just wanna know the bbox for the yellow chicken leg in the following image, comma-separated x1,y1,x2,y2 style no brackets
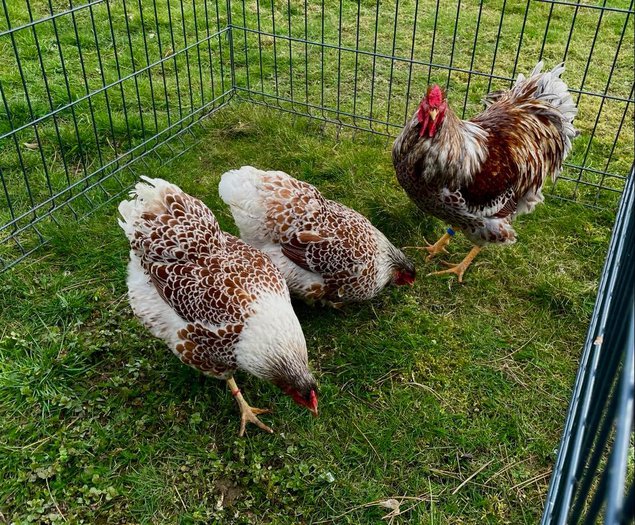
227,377,273,437
404,228,456,261
428,246,482,283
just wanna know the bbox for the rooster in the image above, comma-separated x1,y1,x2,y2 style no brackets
219,167,416,307
392,62,578,282
118,177,318,436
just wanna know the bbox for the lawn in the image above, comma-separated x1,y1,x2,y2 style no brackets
0,105,618,523
0,0,631,523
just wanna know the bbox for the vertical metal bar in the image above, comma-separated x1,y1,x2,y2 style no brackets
89,0,120,164
152,0,173,127
303,0,309,110
105,0,133,149
427,0,440,85
122,0,147,143
445,0,461,91
353,2,362,125
368,0,381,130
320,0,325,118
25,0,74,209
602,86,634,173
462,0,484,118
541,172,634,525
403,0,419,122
255,0,265,97
335,0,343,120
581,463,610,524
595,86,634,204
538,2,555,61
47,0,91,186
270,0,280,100
0,164,16,227
0,78,32,220
241,0,251,93
510,0,531,81
1,0,47,221
568,365,620,522
137,0,160,133
191,0,206,107
572,6,632,200
202,0,217,102
604,305,634,523
166,0,184,121
287,0,294,109
561,3,580,64
67,0,104,168
486,0,507,93
385,0,400,131
216,0,227,94
574,0,607,106
178,0,196,121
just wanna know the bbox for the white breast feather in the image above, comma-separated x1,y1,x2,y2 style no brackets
234,292,308,379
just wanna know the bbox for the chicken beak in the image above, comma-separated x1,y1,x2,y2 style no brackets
429,108,438,121
309,406,319,417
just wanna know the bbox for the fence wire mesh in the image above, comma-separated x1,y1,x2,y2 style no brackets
228,0,634,204
541,168,634,525
1,0,633,271
0,0,233,270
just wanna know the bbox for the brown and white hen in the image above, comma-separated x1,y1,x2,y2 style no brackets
393,62,578,282
118,177,318,436
219,167,415,307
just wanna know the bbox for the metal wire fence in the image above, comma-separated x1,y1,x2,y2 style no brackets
0,0,233,270
0,0,633,271
541,169,634,525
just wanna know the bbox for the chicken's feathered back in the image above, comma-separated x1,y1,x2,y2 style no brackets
220,167,415,305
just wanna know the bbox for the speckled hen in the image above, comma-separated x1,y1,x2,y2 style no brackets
219,167,415,307
392,62,578,282
118,177,318,436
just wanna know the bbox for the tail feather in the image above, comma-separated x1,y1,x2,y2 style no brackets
513,62,578,162
118,176,180,241
218,166,266,211
532,63,577,126
219,166,271,246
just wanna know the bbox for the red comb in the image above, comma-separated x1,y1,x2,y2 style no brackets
427,85,443,106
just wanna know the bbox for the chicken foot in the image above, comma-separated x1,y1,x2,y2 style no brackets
227,377,274,437
427,246,482,283
404,230,454,260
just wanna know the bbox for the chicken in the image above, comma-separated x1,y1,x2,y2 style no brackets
118,177,318,436
392,62,578,282
218,166,416,307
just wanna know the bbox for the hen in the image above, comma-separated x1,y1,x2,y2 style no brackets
118,177,318,436
219,167,415,307
392,62,578,282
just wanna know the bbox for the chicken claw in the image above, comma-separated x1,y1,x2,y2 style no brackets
227,377,274,437
427,246,482,283
404,231,453,261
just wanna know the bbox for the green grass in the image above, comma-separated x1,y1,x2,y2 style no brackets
0,0,629,522
0,0,632,255
0,106,617,523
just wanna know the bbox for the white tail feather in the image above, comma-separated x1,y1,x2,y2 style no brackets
515,62,578,160
219,166,272,246
117,176,180,241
